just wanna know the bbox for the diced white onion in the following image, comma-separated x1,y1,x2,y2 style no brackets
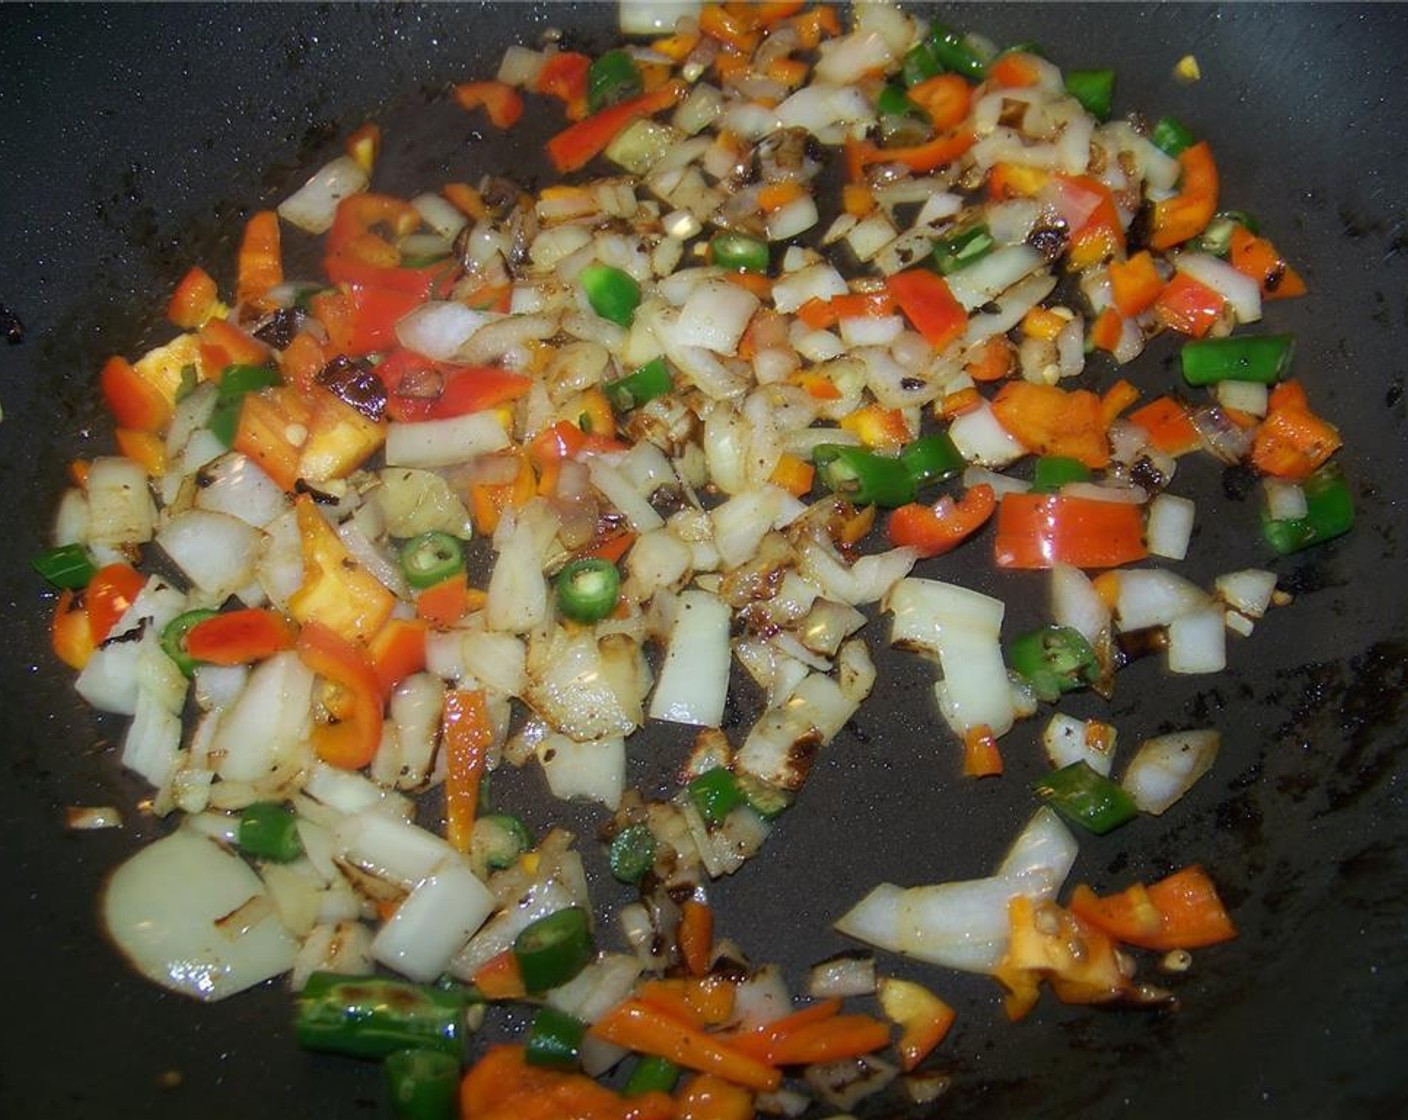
277,155,368,235
1122,729,1220,814
385,412,510,468
1146,492,1196,561
371,860,495,982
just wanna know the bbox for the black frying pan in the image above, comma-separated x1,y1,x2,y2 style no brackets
3,4,1407,1117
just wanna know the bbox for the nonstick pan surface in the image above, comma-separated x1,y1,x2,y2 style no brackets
2,5,1407,1118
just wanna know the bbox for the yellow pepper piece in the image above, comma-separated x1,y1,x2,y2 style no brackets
288,493,395,643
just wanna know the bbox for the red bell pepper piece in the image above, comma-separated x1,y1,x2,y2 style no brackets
1152,271,1225,338
887,484,996,558
367,617,427,697
198,317,271,373
85,563,146,644
847,129,976,177
183,608,295,665
322,255,458,298
375,349,535,422
546,81,687,173
294,621,384,770
453,80,524,128
100,356,172,433
339,283,426,357
167,266,221,329
236,210,283,312
535,50,592,111
326,193,421,268
993,492,1148,570
886,268,968,351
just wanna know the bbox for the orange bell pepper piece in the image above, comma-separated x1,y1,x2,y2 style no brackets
100,356,172,433
907,73,972,131
1152,271,1225,338
1229,224,1307,300
590,1000,781,1092
367,617,427,697
167,265,221,329
1108,250,1165,317
993,492,1148,570
236,210,283,312
294,621,384,770
1249,390,1342,481
453,80,525,128
877,977,957,1071
990,382,1111,468
962,723,1003,778
51,590,96,670
441,688,494,854
86,563,146,644
1150,140,1219,251
887,484,997,558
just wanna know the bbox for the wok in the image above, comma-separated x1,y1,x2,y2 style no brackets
2,4,1406,1117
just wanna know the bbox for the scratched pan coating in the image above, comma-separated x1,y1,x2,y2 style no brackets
1,4,1406,1118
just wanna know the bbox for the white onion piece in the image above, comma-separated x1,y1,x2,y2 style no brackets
1214,377,1269,417
945,245,1044,312
949,401,1029,468
210,652,315,782
277,155,368,235
1146,492,1196,561
588,458,665,532
767,194,821,241
649,589,731,727
389,673,445,790
1263,478,1309,522
485,516,548,634
536,734,626,809
771,263,849,314
53,487,90,547
156,510,262,600
776,83,872,135
1050,563,1111,648
1215,569,1278,619
194,453,289,528
672,280,760,354
808,953,877,999
1113,568,1213,631
304,761,404,817
1042,713,1116,776
963,272,1058,347
1166,605,1227,674
122,677,183,787
334,811,460,891
1122,729,1220,814
619,0,700,34
450,875,580,980
411,192,468,240
395,302,496,360
103,829,297,1001
385,412,510,469
291,920,374,993
710,486,791,570
1175,252,1262,323
86,456,157,548
372,860,495,982
994,807,1079,895
815,29,894,85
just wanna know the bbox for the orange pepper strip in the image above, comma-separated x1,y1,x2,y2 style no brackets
887,484,996,558
1100,378,1140,427
965,336,1016,382
757,180,804,213
461,1045,674,1120
988,51,1043,88
851,129,976,176
767,453,815,498
199,316,271,373
51,590,95,671
1140,865,1238,949
877,977,957,1072
442,687,494,854
907,73,972,130
416,569,470,628
367,617,427,697
990,382,1111,468
993,493,1148,570
678,899,714,978
183,608,294,665
1152,271,1225,338
757,1013,891,1066
1067,881,1164,943
1249,392,1342,481
454,80,525,129
294,621,384,770
1087,306,1124,354
1229,224,1307,300
962,723,1003,778
167,265,221,329
723,998,842,1061
546,82,687,174
590,999,782,1092
1108,250,1165,317
100,355,172,433
236,210,282,312
472,949,527,1001
676,1073,754,1120
1128,395,1201,456
86,563,146,644
1150,141,1219,250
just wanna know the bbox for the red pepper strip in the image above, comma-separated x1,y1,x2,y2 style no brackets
795,289,896,331
442,687,493,854
339,283,426,358
375,350,535,422
416,570,470,629
849,129,976,176
453,80,524,128
546,81,688,174
183,608,294,665
86,563,146,644
725,998,841,1061
236,210,283,312
367,617,427,697
294,621,384,770
763,1014,891,1066
326,193,421,268
993,492,1147,570
886,268,967,350
323,254,458,298
907,73,972,131
990,382,1112,468
51,590,95,670
535,50,592,112
100,356,172,433
199,317,271,373
1152,271,1225,338
887,484,996,558
167,265,220,328
590,999,782,1092
1150,140,1219,251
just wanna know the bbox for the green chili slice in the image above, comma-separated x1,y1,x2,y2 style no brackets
525,1006,588,1070
812,444,916,508
473,812,534,871
579,264,641,327
736,773,792,821
32,542,96,590
931,224,995,276
901,42,943,87
238,801,304,862
587,49,642,113
208,363,281,447
555,557,621,623
384,1048,460,1120
1009,625,1100,703
1064,68,1115,121
603,357,673,412
924,23,989,81
608,823,657,884
1033,761,1138,835
710,231,770,274
160,608,219,677
688,768,744,827
1261,462,1353,555
1151,115,1195,157
624,1055,680,1097
1031,455,1092,492
899,432,966,491
1181,334,1295,386
513,906,594,993
400,531,466,590
1194,210,1258,257
296,973,466,1059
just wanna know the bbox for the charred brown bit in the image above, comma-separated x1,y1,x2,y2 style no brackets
316,355,387,421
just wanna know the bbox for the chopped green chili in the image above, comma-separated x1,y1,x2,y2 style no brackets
901,42,943,87
812,444,915,508
587,49,642,113
238,801,304,862
555,557,621,623
474,812,534,871
525,1006,588,1070
1151,115,1195,157
1064,68,1115,121
295,973,466,1059
160,608,219,677
384,1048,460,1120
579,264,641,327
624,1055,680,1097
399,531,466,590
931,224,995,276
604,357,673,411
608,823,657,884
1180,334,1295,386
1194,210,1258,257
513,906,594,993
1031,455,1092,492
1033,761,1139,835
32,542,97,590
710,231,770,273
688,768,744,827
924,23,989,81
1261,462,1353,554
898,431,966,489
737,773,792,821
208,363,281,446
1009,625,1100,703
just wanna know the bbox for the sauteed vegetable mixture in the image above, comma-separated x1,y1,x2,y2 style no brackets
36,2,1348,1115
